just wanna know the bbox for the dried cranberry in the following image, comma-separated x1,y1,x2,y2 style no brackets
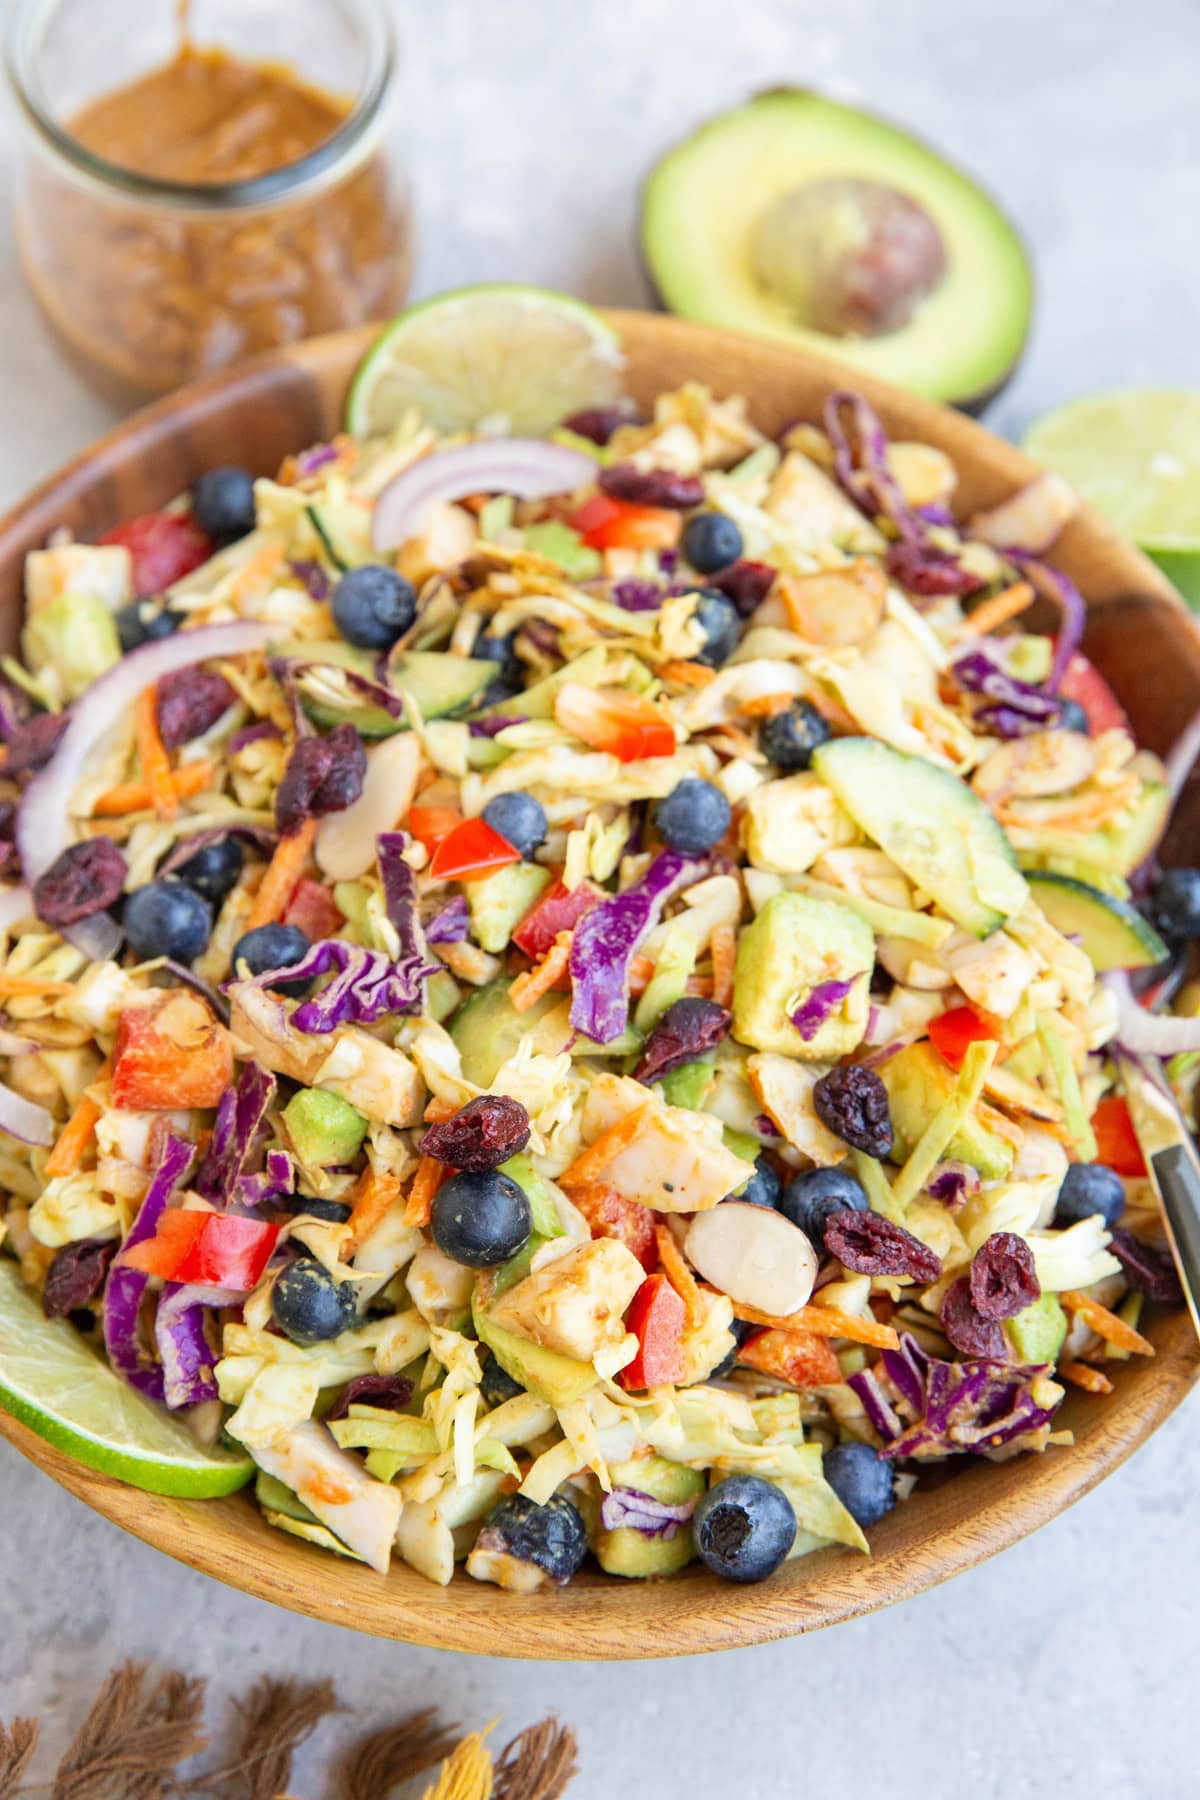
276,724,365,837
33,837,127,928
969,1231,1041,1320
813,1064,894,1159
634,996,731,1085
420,1095,532,1171
156,668,237,749
940,1275,1008,1359
885,539,981,598
4,711,69,776
562,405,638,446
1109,1228,1184,1305
42,1238,116,1320
325,1372,414,1421
824,1209,942,1282
711,560,777,618
598,465,705,510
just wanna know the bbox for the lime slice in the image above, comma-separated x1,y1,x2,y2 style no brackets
1024,390,1200,605
0,1261,251,1498
347,283,627,438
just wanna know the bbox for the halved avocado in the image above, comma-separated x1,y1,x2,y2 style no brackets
1025,872,1167,971
640,90,1033,411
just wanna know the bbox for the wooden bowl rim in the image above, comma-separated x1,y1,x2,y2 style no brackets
0,310,1196,1660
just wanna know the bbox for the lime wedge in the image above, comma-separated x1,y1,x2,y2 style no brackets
0,1261,251,1497
1024,390,1200,605
347,283,627,438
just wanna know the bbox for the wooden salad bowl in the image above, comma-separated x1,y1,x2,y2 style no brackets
0,312,1197,1659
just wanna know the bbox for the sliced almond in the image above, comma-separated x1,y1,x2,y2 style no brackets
778,562,887,647
315,732,423,880
685,1203,818,1318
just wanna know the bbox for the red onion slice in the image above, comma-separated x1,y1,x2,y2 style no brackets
1105,968,1200,1055
0,1080,55,1146
371,440,597,551
0,886,33,936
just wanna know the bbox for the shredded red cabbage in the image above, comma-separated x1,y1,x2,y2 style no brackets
295,442,340,477
154,1282,234,1409
377,832,428,966
244,937,437,1035
228,719,284,756
568,850,706,1043
847,1367,903,1441
193,1061,276,1207
158,824,277,882
424,895,471,943
925,1161,980,1207
824,390,923,541
791,977,858,1041
611,579,664,613
162,959,231,1025
239,1148,296,1209
952,648,1066,738
867,1334,1062,1461
289,559,332,601
468,714,527,738
104,1134,194,1401
1007,555,1087,695
599,1486,698,1540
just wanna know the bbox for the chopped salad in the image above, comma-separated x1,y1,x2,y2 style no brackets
0,363,1190,1592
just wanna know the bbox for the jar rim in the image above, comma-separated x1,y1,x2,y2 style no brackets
5,0,396,212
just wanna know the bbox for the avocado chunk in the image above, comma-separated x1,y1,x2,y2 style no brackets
499,1155,565,1241
1025,873,1167,972
1005,1293,1069,1364
813,737,1028,938
283,1088,368,1166
467,862,552,954
470,1292,597,1408
596,1455,706,1578
733,889,874,1059
661,1055,716,1111
879,1042,1013,1181
640,90,1032,410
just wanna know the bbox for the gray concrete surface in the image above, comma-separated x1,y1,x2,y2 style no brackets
0,1,1196,1792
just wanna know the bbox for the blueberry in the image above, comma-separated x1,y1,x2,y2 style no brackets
173,836,244,905
480,1351,525,1410
691,589,741,667
115,598,181,655
271,1256,359,1344
1054,1161,1125,1229
759,699,833,772
692,1474,796,1583
230,923,311,996
476,1492,589,1584
1058,698,1089,734
654,777,731,854
779,1166,869,1252
482,790,547,859
683,512,744,575
822,1442,896,1528
192,466,257,542
331,565,418,651
1150,868,1200,944
281,1195,353,1224
430,1169,532,1268
122,880,212,963
726,1154,780,1209
473,630,524,698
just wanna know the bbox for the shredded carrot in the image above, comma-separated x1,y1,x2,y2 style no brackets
976,1101,1026,1148
43,1083,104,1178
654,1223,705,1331
347,1165,404,1250
403,1154,444,1228
1059,1360,1114,1395
738,691,796,719
560,1106,651,1192
997,775,1141,833
509,931,573,1013
227,539,287,606
0,975,73,997
709,925,736,1008
422,1094,458,1124
93,759,215,817
134,688,177,822
683,974,714,998
628,954,656,995
244,818,316,932
658,660,716,689
732,1298,900,1350
1060,1290,1155,1356
951,580,1036,641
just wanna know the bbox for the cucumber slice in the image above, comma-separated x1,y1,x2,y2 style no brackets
1025,872,1167,971
307,500,373,571
448,979,565,1087
299,649,495,738
812,737,1027,937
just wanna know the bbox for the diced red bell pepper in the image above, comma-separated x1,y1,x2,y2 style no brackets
100,512,214,595
1057,653,1131,737
408,805,464,855
122,1209,279,1289
1090,1093,1147,1177
737,1326,842,1388
618,1272,686,1390
512,878,602,960
429,817,521,883
570,493,682,552
554,682,676,763
111,996,233,1111
573,1185,658,1272
282,877,343,942
927,1005,1001,1071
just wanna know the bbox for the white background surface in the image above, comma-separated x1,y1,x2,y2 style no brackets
0,1,1197,1793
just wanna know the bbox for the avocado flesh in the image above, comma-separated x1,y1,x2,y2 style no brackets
1005,1293,1068,1364
879,1042,1013,1181
641,90,1032,409
596,1455,705,1578
470,1293,597,1408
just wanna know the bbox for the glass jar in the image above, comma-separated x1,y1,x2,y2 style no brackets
6,0,412,406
